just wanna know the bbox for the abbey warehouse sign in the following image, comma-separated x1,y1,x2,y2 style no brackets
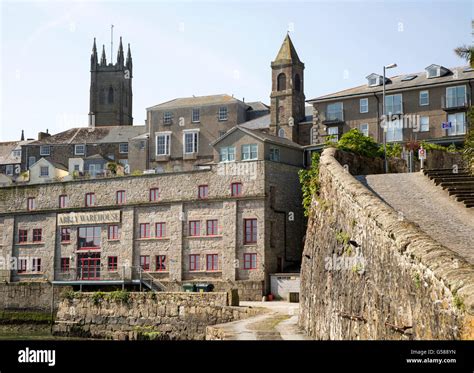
58,210,121,226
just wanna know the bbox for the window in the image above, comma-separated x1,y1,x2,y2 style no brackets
28,156,36,168
385,94,403,114
420,116,429,132
326,102,343,121
218,107,228,121
163,112,172,125
18,229,28,243
12,149,21,158
39,145,50,156
277,73,286,91
244,253,257,270
5,165,13,176
85,193,95,207
189,221,200,236
269,148,280,162
32,258,41,272
327,127,339,142
206,254,218,271
310,127,318,145
446,86,467,108
108,225,119,240
278,128,286,138
426,66,439,78
61,258,70,272
59,195,68,208
32,229,42,243
219,147,235,162
189,254,200,271
206,220,218,236
149,188,160,202
360,123,369,137
18,259,27,273
184,131,199,154
108,87,114,104
139,223,151,238
447,112,466,136
116,190,126,205
294,74,301,91
231,182,242,197
60,227,71,242
419,91,429,106
156,255,166,271
359,98,369,113
244,219,257,244
40,166,49,177
140,255,150,271
242,144,258,160
27,197,35,211
156,134,170,156
108,256,118,271
74,144,85,155
386,119,403,142
78,226,101,249
155,222,166,238
119,143,129,154
192,108,200,123
198,185,208,199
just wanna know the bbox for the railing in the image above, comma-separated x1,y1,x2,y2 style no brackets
323,109,344,123
441,94,470,110
134,266,167,292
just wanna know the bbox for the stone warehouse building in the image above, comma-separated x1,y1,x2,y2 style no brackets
0,129,304,300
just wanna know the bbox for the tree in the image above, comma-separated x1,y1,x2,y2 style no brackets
454,45,474,67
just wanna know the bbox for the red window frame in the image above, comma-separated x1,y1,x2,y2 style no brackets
85,193,95,207
244,218,257,244
140,255,150,271
116,190,126,205
60,257,70,272
18,259,27,273
60,227,71,243
206,254,218,271
231,182,242,197
198,185,208,199
108,256,118,271
189,254,200,271
32,228,42,243
27,197,35,211
149,188,159,202
32,258,41,272
206,219,218,236
59,195,68,208
18,229,28,243
108,225,119,240
189,221,200,236
243,253,257,270
156,255,166,271
155,222,166,238
77,226,101,250
139,223,150,238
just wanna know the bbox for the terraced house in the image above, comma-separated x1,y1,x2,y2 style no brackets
307,64,473,148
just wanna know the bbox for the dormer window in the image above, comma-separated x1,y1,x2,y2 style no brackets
366,73,383,87
425,64,450,79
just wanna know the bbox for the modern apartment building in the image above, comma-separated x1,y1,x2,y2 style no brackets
307,65,473,148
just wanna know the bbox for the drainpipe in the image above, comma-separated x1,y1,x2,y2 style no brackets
374,92,380,144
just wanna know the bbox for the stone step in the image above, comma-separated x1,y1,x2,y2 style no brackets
456,196,474,202
434,177,474,185
440,181,474,189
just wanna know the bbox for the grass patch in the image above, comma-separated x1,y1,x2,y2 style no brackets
0,311,51,324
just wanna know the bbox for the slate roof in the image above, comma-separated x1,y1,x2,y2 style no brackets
273,34,302,65
147,94,249,110
308,66,474,102
26,126,146,145
240,106,313,130
0,140,34,165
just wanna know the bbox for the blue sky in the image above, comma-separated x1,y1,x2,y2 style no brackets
0,0,472,141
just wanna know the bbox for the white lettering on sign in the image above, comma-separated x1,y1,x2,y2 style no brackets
58,210,121,226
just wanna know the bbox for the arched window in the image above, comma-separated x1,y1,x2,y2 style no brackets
294,74,301,92
108,87,114,104
99,89,105,105
278,128,286,138
277,73,286,91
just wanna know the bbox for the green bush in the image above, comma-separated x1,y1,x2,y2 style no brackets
299,153,320,217
106,290,130,303
464,107,474,174
336,129,380,158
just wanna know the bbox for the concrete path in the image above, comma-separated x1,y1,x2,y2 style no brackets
209,301,310,340
357,172,474,264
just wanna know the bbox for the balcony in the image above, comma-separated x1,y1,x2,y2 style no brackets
322,109,344,124
442,94,470,111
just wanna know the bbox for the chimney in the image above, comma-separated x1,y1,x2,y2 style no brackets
38,131,51,141
20,130,25,141
89,112,96,128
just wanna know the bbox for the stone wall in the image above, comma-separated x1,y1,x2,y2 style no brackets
299,147,474,340
53,292,263,340
0,282,71,311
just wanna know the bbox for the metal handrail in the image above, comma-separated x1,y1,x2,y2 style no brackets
132,265,167,292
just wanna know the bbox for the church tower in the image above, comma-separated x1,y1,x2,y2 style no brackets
270,34,305,142
89,37,133,126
